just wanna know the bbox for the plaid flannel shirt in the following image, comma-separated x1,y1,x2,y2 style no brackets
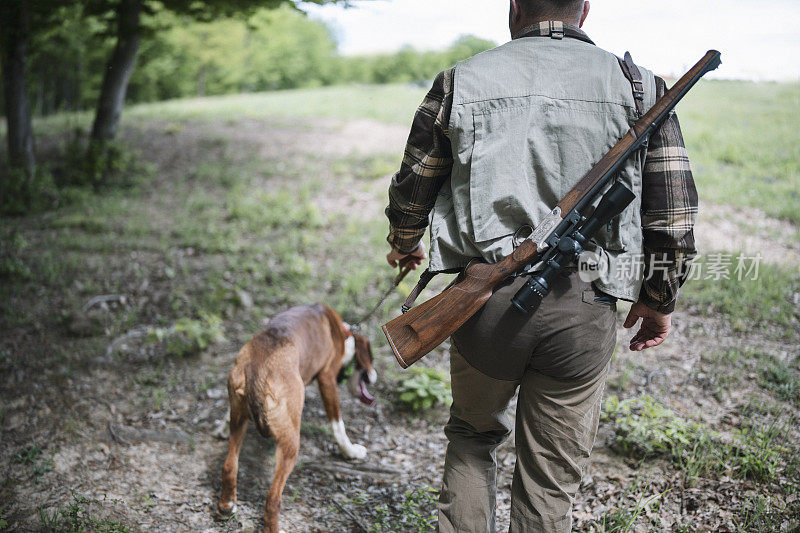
386,48,698,314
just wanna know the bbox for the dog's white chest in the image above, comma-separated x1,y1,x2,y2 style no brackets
343,336,355,365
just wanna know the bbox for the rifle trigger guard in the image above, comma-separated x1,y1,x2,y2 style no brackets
512,225,534,249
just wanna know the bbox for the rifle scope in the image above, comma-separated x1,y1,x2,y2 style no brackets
511,181,636,313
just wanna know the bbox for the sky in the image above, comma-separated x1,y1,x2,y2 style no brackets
303,0,800,81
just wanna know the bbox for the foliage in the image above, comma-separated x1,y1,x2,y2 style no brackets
14,445,42,466
6,6,495,119
25,4,111,115
602,395,703,461
0,229,32,280
595,491,666,533
397,367,452,412
0,508,7,529
346,486,438,533
762,361,800,406
57,138,146,189
0,166,59,216
603,395,796,485
146,312,225,357
39,493,130,533
727,420,789,483
398,487,439,532
14,444,53,484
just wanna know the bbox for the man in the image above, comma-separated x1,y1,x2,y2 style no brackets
385,0,698,531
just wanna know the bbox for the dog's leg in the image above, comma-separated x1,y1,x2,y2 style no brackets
318,374,367,460
218,387,249,517
262,379,303,533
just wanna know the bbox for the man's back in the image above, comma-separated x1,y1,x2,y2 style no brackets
433,26,656,303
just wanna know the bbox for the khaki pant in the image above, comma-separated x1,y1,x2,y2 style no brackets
438,276,615,533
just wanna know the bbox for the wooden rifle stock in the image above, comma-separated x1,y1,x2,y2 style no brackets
383,50,721,369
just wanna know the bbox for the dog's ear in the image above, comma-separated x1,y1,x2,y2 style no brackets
354,335,373,371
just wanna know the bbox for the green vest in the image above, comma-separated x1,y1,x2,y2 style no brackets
428,34,657,301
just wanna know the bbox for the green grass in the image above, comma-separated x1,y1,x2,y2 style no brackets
681,252,800,333
602,394,797,485
27,83,427,138
677,80,800,223
24,78,800,225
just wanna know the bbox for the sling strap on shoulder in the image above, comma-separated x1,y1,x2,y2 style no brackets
514,21,596,45
617,51,645,116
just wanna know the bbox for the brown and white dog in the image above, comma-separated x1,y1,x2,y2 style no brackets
216,303,377,532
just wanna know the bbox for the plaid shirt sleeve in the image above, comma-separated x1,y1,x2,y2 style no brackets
385,68,455,254
638,76,699,313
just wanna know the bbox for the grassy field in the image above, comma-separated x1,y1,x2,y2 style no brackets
1,80,799,531
23,77,800,226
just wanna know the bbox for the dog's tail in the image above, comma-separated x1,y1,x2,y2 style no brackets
245,359,271,439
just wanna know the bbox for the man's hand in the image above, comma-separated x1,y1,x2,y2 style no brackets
387,242,426,270
623,302,672,352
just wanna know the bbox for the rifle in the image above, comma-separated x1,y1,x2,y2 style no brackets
382,50,721,369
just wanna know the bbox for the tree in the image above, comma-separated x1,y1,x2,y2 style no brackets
86,0,344,176
89,0,144,143
0,0,36,187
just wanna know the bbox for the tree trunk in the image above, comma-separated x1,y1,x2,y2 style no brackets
89,0,143,143
0,0,36,183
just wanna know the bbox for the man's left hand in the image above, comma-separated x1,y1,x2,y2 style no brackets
623,301,671,351
387,243,426,270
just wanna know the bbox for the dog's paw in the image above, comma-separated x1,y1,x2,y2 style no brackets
216,501,237,518
342,443,367,460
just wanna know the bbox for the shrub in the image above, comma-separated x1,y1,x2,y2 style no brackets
397,367,452,412
602,395,703,461
146,312,225,357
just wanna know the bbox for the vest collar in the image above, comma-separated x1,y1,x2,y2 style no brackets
512,20,594,45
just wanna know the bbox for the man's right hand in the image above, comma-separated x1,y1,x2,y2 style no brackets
386,242,426,270
623,301,672,351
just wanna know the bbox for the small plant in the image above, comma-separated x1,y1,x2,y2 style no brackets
727,420,788,483
397,367,452,412
0,230,31,280
602,395,704,461
39,493,130,532
0,508,8,529
762,363,800,405
15,444,42,465
59,138,144,190
367,504,391,533
399,486,438,532
596,491,666,533
732,494,770,531
0,167,58,216
146,312,225,357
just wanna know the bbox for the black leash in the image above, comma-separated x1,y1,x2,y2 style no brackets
350,257,415,333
